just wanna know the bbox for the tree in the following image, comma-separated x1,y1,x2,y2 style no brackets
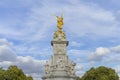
80,66,119,80
0,65,33,80
27,76,33,80
0,67,5,80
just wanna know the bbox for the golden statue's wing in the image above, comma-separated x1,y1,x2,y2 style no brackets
55,15,58,20
61,13,64,19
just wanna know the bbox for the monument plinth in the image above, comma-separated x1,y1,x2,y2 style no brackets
42,15,78,80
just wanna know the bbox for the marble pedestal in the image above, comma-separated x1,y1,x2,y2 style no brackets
42,30,78,80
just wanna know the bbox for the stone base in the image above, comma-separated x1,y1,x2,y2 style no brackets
42,75,78,80
42,69,79,80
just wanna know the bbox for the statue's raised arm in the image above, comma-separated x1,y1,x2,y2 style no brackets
55,14,64,30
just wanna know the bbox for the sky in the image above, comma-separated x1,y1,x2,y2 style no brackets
0,0,120,80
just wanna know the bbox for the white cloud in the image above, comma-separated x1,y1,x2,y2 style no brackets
0,38,46,79
75,64,85,77
0,38,16,61
0,0,119,42
0,61,13,68
114,65,120,78
88,45,120,61
94,47,110,56
0,38,13,46
88,47,110,61
67,49,90,64
86,45,120,79
16,56,46,74
0,55,46,80
110,45,120,53
68,49,88,59
29,73,43,80
104,54,120,63
0,53,46,80
70,41,84,47
0,45,16,61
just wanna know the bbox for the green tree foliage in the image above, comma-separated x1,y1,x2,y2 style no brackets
0,67,5,80
80,66,119,80
27,76,33,80
0,65,33,80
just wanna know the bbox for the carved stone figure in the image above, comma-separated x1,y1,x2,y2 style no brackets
45,61,50,74
57,57,65,68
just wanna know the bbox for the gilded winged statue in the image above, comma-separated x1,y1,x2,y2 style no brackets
56,14,64,30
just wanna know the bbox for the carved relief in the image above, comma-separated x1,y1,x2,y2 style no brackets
45,61,50,74
57,57,65,69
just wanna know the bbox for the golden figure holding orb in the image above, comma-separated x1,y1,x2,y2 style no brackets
54,14,66,40
55,14,64,30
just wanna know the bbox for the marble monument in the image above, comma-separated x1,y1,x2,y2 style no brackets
42,15,78,80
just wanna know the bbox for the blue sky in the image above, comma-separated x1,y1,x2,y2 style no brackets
0,0,120,80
